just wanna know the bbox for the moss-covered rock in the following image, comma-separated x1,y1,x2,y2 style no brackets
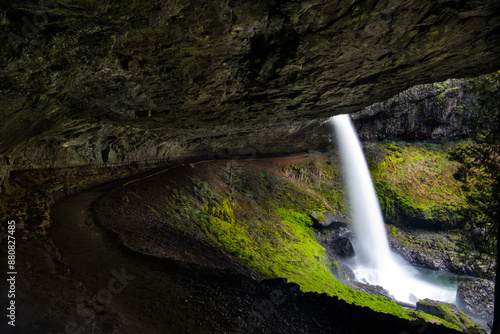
309,211,347,229
352,79,480,141
416,299,485,333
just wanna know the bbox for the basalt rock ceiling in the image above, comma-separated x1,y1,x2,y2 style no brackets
1,0,500,184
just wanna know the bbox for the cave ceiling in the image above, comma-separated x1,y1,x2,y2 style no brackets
1,0,500,171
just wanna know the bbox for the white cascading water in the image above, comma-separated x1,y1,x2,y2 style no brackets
331,114,457,305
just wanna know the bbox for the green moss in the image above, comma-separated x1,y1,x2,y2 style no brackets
311,212,327,222
417,300,480,332
391,225,399,238
370,142,466,225
151,162,460,330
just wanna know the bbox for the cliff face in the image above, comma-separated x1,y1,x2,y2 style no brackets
352,79,479,141
1,0,500,186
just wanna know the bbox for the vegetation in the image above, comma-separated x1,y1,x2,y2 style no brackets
391,225,401,239
448,71,500,333
449,71,500,267
139,157,461,329
370,142,466,226
281,157,347,214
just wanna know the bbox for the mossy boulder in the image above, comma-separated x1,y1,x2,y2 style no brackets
416,299,485,333
310,211,347,229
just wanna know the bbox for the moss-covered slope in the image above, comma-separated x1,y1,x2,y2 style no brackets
94,153,466,331
369,142,466,228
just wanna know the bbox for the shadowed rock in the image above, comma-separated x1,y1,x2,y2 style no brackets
457,278,494,321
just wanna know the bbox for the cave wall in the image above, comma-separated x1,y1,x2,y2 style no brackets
1,0,500,190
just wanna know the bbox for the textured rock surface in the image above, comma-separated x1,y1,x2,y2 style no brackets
352,79,480,141
314,226,355,260
416,299,483,333
1,0,500,185
390,239,480,275
457,278,495,321
310,211,347,229
349,281,395,300
387,228,491,277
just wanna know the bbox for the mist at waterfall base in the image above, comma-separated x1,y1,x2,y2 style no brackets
331,114,459,305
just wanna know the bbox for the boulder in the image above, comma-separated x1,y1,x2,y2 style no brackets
456,279,494,321
349,281,394,301
310,212,347,230
330,261,356,283
416,299,484,333
330,230,355,259
315,226,355,260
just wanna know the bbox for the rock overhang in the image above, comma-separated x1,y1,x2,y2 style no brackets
1,0,500,173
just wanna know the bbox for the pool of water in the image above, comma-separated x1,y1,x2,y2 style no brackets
348,252,469,305
404,265,467,304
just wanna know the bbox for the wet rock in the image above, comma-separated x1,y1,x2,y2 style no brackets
456,279,494,321
315,227,354,259
416,299,483,333
390,240,446,270
310,212,352,260
389,236,482,277
330,231,355,259
331,261,356,283
349,281,394,301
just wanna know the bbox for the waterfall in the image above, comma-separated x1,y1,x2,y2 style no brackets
331,114,457,305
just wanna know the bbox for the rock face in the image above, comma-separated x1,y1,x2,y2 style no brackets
352,79,480,141
457,279,495,321
388,230,489,277
311,217,357,284
1,0,500,186
349,281,395,300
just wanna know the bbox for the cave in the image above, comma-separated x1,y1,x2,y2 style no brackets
1,1,500,333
